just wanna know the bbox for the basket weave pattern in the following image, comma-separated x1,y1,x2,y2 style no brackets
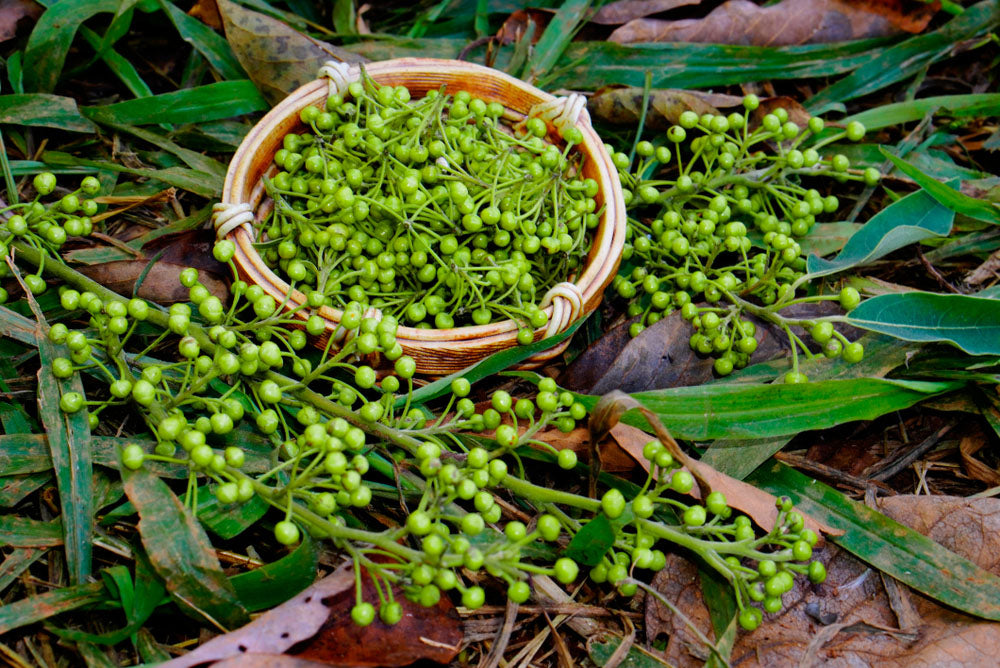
220,58,626,375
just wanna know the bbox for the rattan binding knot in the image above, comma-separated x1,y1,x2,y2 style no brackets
528,93,590,132
538,281,584,339
212,202,254,240
317,60,356,97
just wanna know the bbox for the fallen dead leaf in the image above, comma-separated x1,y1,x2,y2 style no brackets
160,559,462,667
77,230,229,304
216,0,365,105
494,8,552,45
609,421,840,537
591,0,704,25
960,435,1000,485
0,0,41,43
188,0,222,31
589,86,811,131
607,0,934,46
646,495,1000,667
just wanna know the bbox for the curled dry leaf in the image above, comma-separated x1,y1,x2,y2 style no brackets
610,421,839,537
188,0,223,31
160,560,463,668
647,495,1000,667
608,0,932,46
216,0,365,105
960,435,1000,485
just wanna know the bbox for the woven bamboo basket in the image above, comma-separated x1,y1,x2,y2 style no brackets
218,58,626,375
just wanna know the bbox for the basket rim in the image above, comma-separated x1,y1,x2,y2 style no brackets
222,57,626,345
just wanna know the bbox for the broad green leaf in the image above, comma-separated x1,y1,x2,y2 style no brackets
122,467,250,630
806,1,1000,113
196,485,269,539
230,533,318,611
37,333,94,585
701,335,922,479
22,0,120,92
577,378,959,441
0,94,96,132
847,292,1000,355
564,513,615,567
77,25,152,99
842,93,1000,131
806,187,954,278
525,0,592,84
796,221,862,258
881,149,1000,225
0,433,51,474
0,582,106,635
399,318,585,409
748,460,1000,621
160,0,247,80
82,81,268,126
0,515,63,547
0,304,38,346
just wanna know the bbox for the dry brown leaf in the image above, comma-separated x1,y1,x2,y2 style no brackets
161,559,462,667
591,0,704,25
495,8,552,45
646,495,1000,667
0,0,41,43
609,422,840,537
188,0,222,31
77,230,228,304
589,86,812,131
608,0,917,46
216,0,365,105
960,435,1000,485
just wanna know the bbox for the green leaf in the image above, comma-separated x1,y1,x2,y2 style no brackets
881,149,1000,225
42,151,221,198
577,378,959,441
524,0,592,84
847,292,1000,355
0,515,63,547
0,473,52,507
37,333,94,585
400,318,586,409
0,94,97,132
806,187,954,278
0,547,50,593
160,0,247,81
230,533,318,612
0,582,106,636
82,81,268,126
103,123,227,178
588,633,671,667
806,1,1000,114
22,0,120,92
545,37,893,91
564,514,615,567
196,485,269,539
78,25,152,99
796,221,862,258
747,460,1000,621
842,93,1000,132
122,467,250,630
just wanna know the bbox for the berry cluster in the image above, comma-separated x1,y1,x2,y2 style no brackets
609,98,874,380
259,70,599,339
0,174,101,300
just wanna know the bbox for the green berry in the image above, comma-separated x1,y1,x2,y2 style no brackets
601,488,626,519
